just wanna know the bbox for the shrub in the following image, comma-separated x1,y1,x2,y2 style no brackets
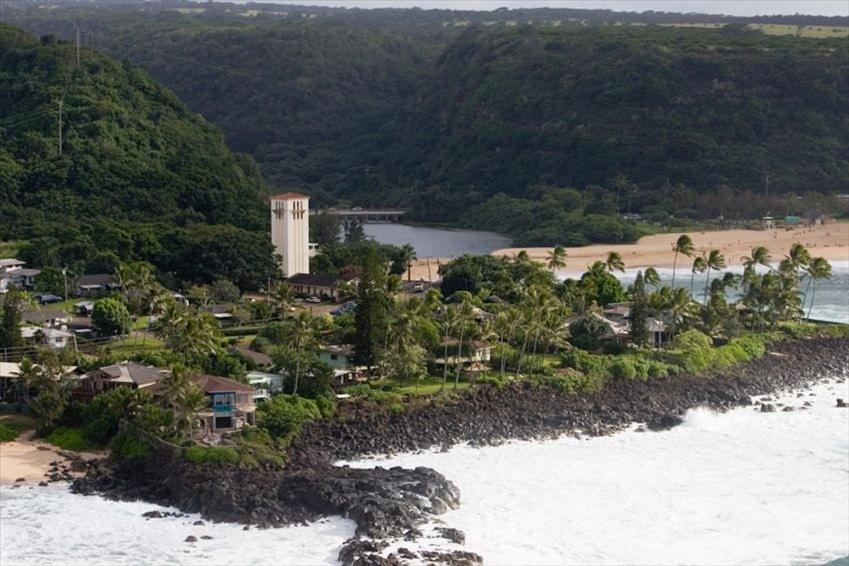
186,445,240,466
228,426,285,467
561,349,609,376
0,422,28,442
44,426,91,451
609,358,638,380
475,375,506,389
256,395,321,441
314,394,336,418
92,298,131,336
111,432,153,459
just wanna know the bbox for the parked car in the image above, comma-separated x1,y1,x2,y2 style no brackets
305,296,321,303
35,294,63,305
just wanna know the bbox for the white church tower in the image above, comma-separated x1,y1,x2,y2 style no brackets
270,192,311,277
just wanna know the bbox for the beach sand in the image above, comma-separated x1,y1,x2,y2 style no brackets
0,433,102,485
408,223,849,280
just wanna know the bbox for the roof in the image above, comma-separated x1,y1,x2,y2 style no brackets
15,268,41,277
75,273,115,287
202,303,234,315
270,192,310,201
0,259,25,268
232,346,273,368
22,310,70,324
94,362,168,386
287,273,338,288
322,344,354,357
439,338,490,349
191,374,255,393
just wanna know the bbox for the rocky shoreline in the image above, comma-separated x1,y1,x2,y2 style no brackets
73,336,848,564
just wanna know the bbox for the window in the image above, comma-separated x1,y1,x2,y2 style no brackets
214,416,233,429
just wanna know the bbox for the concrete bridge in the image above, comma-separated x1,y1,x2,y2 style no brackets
312,207,407,223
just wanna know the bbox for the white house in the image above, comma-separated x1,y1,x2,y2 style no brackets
0,259,40,293
21,326,74,350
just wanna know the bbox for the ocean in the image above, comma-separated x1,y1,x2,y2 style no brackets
2,378,847,565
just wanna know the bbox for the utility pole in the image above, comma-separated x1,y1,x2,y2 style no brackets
58,98,63,155
74,23,81,68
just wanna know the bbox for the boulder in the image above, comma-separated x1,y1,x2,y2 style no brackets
142,511,163,519
184,536,197,543
760,403,776,413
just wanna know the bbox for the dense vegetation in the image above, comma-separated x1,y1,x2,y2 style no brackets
7,5,848,234
0,25,276,289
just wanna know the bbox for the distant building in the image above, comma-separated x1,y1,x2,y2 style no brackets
188,374,257,432
76,361,169,401
0,259,40,293
270,192,317,278
288,273,342,300
319,344,366,383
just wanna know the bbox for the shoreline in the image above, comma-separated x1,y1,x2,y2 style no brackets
71,336,849,564
0,433,103,486
407,223,849,281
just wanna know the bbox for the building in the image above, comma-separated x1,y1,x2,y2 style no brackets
288,273,342,300
0,259,40,293
74,274,116,297
188,374,256,432
319,344,367,383
270,192,317,278
76,362,169,400
433,339,493,375
247,371,285,401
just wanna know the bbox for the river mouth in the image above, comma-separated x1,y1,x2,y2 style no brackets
362,223,511,258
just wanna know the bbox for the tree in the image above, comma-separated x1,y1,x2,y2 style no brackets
670,235,694,288
547,245,567,271
703,249,726,297
393,243,417,281
92,298,131,336
175,383,207,440
353,245,389,374
34,267,67,297
286,311,319,395
210,278,241,303
311,211,342,247
581,261,626,307
453,300,476,388
644,267,661,290
605,251,625,273
273,282,295,320
344,218,366,245
629,271,649,347
690,256,707,294
153,306,220,367
804,257,831,319
21,350,73,431
0,289,27,350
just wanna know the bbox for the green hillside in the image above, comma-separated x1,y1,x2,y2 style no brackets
396,25,849,205
0,25,276,289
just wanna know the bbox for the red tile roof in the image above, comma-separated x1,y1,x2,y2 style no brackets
270,192,310,201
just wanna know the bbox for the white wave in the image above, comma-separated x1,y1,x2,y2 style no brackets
344,379,849,565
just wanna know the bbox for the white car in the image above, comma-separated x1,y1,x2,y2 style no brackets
305,296,321,303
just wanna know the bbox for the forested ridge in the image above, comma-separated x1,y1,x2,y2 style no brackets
0,25,278,290
4,2,849,248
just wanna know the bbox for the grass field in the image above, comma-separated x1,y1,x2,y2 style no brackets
748,23,849,37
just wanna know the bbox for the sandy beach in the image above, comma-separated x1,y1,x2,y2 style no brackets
408,223,849,280
0,433,102,485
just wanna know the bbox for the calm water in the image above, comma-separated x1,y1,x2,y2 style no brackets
363,224,511,258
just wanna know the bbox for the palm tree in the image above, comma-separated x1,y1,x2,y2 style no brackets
288,311,317,395
385,311,419,387
690,256,706,295
644,267,661,290
804,257,832,319
453,301,476,388
176,383,207,440
492,308,517,377
439,305,458,391
161,364,192,426
670,235,694,287
273,282,295,320
666,287,697,336
547,245,567,271
397,244,417,282
703,249,726,298
605,251,625,273
786,242,812,272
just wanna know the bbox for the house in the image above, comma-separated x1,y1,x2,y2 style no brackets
247,370,285,401
0,259,41,293
433,338,492,375
74,273,116,297
188,374,256,432
21,326,74,350
22,310,72,327
231,345,273,370
201,304,236,326
76,362,169,400
1,362,80,402
319,344,367,383
287,273,342,300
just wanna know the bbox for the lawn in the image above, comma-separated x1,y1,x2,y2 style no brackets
0,415,34,443
389,376,474,396
100,332,164,356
